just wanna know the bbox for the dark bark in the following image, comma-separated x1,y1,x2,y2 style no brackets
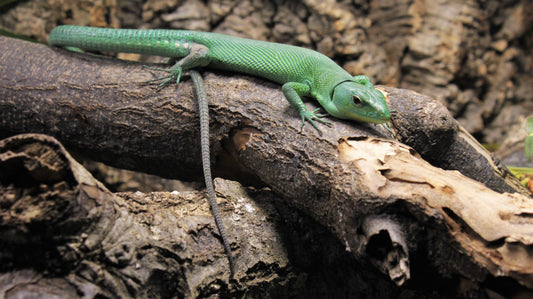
0,133,397,298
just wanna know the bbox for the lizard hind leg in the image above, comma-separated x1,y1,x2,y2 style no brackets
144,42,212,86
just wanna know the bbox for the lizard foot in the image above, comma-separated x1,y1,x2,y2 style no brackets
142,65,183,86
381,122,397,139
300,108,332,135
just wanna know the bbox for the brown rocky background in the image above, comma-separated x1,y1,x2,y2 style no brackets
1,0,532,298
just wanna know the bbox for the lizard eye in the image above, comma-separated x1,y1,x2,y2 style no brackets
352,95,362,106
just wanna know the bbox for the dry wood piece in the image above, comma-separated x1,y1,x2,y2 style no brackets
0,134,288,297
0,134,396,297
1,36,533,297
337,136,533,288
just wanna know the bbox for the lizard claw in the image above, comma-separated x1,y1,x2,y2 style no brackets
381,122,397,139
142,65,182,86
310,107,329,118
299,108,331,135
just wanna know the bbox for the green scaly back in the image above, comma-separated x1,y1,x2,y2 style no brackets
49,25,390,129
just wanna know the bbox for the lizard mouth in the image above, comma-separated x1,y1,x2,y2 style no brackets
362,114,390,124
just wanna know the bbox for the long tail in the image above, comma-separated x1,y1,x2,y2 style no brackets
190,70,236,277
49,25,191,58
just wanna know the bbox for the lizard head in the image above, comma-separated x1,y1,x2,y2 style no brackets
329,81,390,123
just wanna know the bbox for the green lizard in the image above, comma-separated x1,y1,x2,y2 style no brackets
48,25,391,277
48,26,390,131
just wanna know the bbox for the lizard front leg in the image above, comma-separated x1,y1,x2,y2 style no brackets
282,82,331,133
